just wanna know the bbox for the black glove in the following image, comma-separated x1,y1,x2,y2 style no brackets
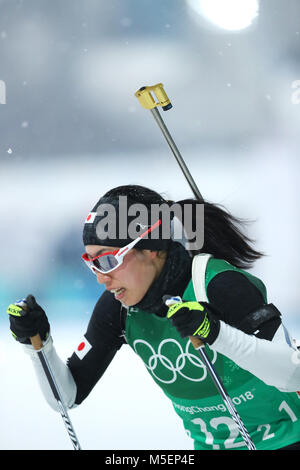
166,298,220,345
6,294,50,345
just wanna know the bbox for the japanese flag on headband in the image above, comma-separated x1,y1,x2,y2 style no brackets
75,336,92,360
85,212,97,224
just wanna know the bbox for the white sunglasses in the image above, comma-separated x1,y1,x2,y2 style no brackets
82,219,161,274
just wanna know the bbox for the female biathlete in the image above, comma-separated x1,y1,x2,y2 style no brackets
7,185,300,450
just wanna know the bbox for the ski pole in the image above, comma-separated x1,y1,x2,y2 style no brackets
164,296,256,451
135,84,256,450
16,300,82,450
135,84,204,202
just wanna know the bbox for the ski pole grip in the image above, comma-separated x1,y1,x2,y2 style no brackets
164,296,204,350
30,334,44,351
189,336,204,349
15,299,44,351
135,83,172,111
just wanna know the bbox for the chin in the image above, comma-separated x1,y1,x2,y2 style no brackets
122,299,137,308
122,294,144,308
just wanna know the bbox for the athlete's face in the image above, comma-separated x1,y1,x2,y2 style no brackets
84,245,166,307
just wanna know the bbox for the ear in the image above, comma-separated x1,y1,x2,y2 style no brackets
138,250,165,264
149,250,158,260
141,249,158,260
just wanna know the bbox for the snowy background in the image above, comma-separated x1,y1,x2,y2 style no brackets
1,0,300,450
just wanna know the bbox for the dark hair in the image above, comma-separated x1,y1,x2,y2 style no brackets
104,184,166,206
176,198,264,269
102,185,264,269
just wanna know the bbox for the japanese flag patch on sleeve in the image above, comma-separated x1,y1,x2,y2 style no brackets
75,336,92,360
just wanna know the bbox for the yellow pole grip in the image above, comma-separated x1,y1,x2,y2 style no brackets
135,83,172,111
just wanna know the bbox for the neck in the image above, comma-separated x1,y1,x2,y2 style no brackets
152,251,168,281
134,242,192,316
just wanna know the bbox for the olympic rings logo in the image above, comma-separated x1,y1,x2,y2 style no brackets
133,338,217,384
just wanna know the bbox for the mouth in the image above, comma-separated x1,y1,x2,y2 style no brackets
110,287,126,300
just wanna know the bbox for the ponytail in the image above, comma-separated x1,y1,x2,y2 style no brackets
94,184,264,270
176,199,264,270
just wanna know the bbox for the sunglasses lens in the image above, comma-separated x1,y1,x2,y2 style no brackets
93,254,119,273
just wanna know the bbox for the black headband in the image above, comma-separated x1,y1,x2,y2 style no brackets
82,194,173,250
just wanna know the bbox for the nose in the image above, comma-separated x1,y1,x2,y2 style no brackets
96,271,112,286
